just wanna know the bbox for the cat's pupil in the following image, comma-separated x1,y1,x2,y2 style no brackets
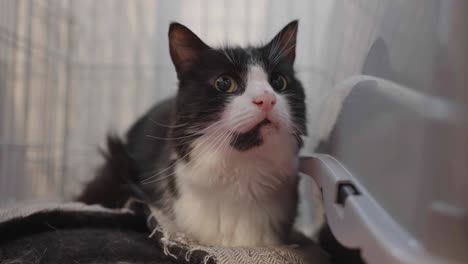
217,77,231,91
272,78,280,87
272,76,282,89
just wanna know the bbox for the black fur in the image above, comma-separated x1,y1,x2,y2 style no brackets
76,136,142,208
77,98,178,209
230,119,270,151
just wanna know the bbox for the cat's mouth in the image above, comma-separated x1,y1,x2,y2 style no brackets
243,118,276,132
243,118,275,133
258,118,272,127
229,119,276,151
257,118,280,131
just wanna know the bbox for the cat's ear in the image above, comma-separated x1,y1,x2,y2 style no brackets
169,22,210,76
263,20,298,64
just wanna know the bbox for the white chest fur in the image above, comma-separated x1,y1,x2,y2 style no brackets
170,130,299,247
172,182,296,247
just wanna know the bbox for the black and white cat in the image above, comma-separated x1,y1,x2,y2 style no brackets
78,20,307,247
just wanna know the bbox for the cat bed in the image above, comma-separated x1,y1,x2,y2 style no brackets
0,201,329,264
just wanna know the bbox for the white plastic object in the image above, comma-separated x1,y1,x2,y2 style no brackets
300,75,467,264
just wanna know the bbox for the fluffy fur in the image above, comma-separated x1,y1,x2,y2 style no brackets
78,20,307,247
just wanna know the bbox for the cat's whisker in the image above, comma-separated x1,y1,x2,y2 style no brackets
189,130,232,175
204,131,234,181
142,99,257,185
272,43,296,65
286,104,306,109
287,124,306,141
287,121,304,136
273,111,304,138
211,129,235,157
144,126,232,185
174,112,249,132
141,119,231,183
146,119,230,141
152,116,234,158
283,96,306,105
171,119,245,179
142,130,227,185
203,114,252,134
283,93,304,100
277,112,305,129
150,120,232,141
206,130,237,172
189,131,233,184
224,132,236,154
219,49,234,65
149,118,188,128
146,133,198,141
229,49,237,65
224,117,257,133
274,110,291,121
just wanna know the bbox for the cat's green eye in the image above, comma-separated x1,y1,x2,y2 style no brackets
270,74,288,91
214,75,237,93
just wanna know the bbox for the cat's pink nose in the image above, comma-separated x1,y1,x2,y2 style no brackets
252,92,276,111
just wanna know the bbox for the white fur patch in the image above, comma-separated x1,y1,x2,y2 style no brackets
169,64,299,247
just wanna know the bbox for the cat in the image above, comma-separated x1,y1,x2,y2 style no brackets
78,20,307,247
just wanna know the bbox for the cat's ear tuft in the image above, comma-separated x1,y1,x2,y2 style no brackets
169,22,210,76
264,20,298,65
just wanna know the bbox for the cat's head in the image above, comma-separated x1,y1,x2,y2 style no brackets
168,21,306,162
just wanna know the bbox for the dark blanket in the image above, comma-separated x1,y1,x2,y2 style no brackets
0,202,329,264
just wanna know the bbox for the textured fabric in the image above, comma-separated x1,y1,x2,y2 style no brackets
0,201,129,222
141,200,329,264
0,202,329,264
